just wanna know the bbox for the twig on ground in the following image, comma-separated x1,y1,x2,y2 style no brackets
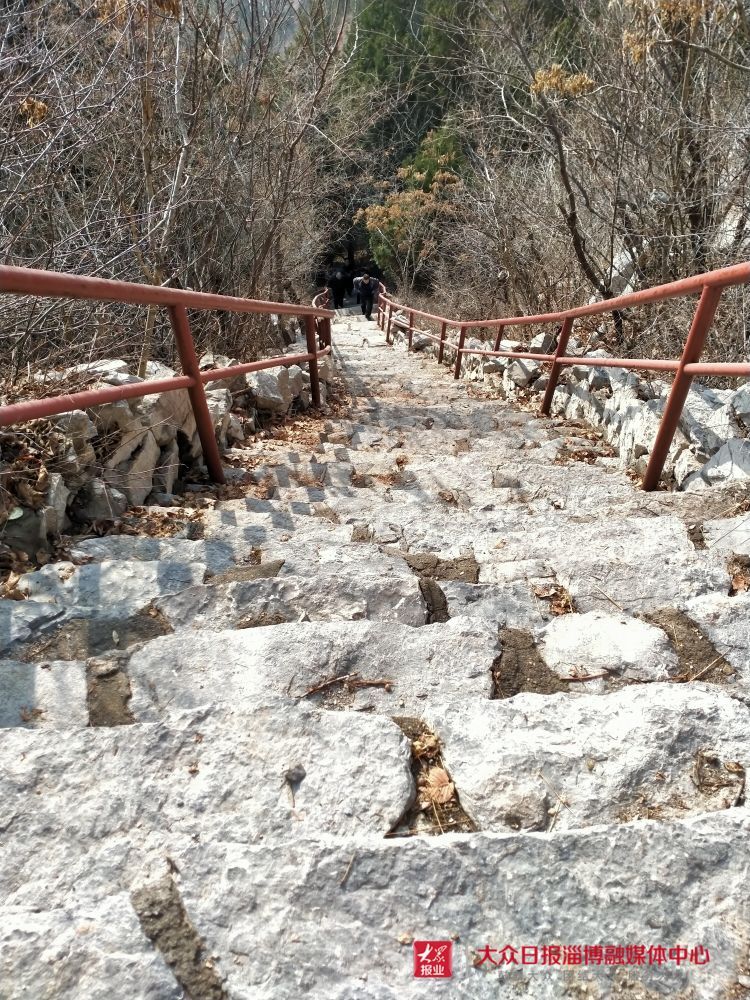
299,672,393,698
592,583,625,612
340,853,356,887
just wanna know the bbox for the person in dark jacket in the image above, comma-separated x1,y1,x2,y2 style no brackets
353,273,378,319
328,269,347,309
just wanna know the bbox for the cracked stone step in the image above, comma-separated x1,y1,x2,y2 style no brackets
438,580,555,631
427,684,749,834
702,515,750,556
0,699,413,908
0,600,65,656
124,618,497,722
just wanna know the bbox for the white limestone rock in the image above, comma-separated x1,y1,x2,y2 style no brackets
94,399,148,469
0,600,65,656
204,387,232,447
538,610,679,682
0,660,87,729
700,440,750,484
135,388,195,447
152,439,180,495
0,701,414,906
286,364,306,396
166,816,750,999
50,409,97,444
104,428,161,505
125,618,498,722
507,359,541,388
158,567,426,629
731,383,750,431
199,351,245,393
67,359,131,378
674,447,705,488
70,535,239,574
683,592,750,690
318,356,335,382
43,472,70,534
16,559,206,612
73,478,128,520
439,580,553,631
702,516,750,556
529,330,556,353
246,370,288,413
616,398,689,476
0,898,182,1000
429,684,750,831
679,384,743,454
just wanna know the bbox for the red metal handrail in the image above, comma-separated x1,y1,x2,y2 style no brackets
377,262,750,490
0,266,335,485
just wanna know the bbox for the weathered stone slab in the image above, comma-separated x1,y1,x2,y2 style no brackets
170,814,750,999
683,592,750,691
702,516,750,556
16,560,206,611
126,618,497,721
0,898,182,1000
157,569,426,629
429,685,750,833
0,701,413,908
0,659,87,729
439,581,553,631
0,600,65,656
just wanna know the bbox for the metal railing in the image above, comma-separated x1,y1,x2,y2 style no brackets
377,262,750,490
0,266,335,485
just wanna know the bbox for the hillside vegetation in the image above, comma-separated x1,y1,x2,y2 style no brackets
2,0,750,374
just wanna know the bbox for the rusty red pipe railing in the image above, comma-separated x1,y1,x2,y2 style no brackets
0,266,335,486
378,260,750,490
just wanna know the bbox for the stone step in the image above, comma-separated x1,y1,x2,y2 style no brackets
0,700,413,897
15,559,205,610
427,683,750,833
123,618,498,723
156,564,426,630
5,813,749,998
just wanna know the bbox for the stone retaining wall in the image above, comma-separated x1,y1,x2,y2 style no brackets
389,313,750,490
1,338,334,555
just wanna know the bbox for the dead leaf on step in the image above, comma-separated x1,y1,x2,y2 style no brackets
412,732,440,760
422,767,455,805
533,582,575,615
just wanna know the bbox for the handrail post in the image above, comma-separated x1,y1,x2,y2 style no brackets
304,315,321,408
437,320,447,365
454,325,467,379
169,304,226,484
540,317,574,416
493,327,503,352
386,303,394,344
408,310,414,351
642,284,723,490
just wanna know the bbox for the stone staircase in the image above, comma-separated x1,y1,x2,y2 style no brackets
2,313,750,999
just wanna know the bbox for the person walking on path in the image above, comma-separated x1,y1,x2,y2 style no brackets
353,273,378,320
328,269,347,309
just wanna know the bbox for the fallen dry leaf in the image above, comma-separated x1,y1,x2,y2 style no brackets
422,767,455,805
